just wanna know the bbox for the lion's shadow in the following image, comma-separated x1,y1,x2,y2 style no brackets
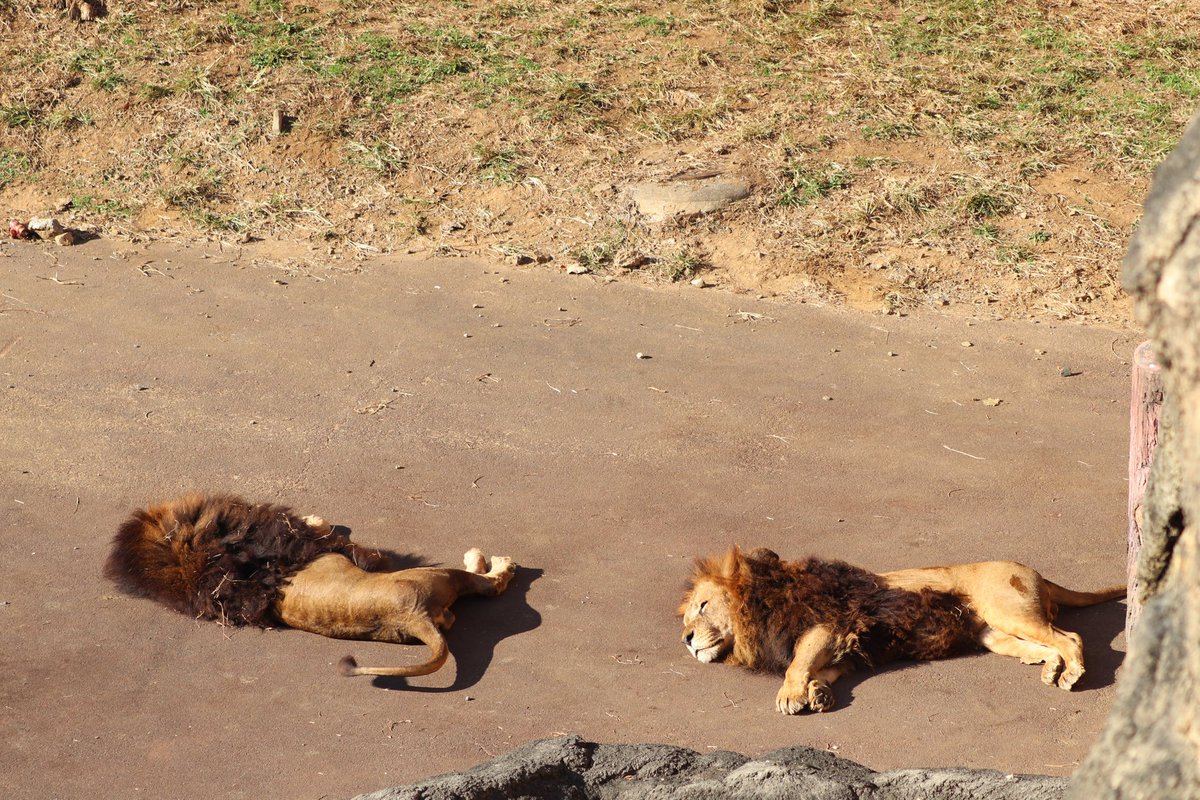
368,565,543,693
828,600,1128,709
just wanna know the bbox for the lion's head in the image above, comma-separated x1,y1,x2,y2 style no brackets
680,547,781,664
680,575,736,663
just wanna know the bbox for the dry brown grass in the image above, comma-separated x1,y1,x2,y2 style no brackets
2,0,1198,322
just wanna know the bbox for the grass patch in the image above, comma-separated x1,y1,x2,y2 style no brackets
0,149,31,188
779,159,852,207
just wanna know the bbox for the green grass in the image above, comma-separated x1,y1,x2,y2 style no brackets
779,160,853,207
0,149,30,188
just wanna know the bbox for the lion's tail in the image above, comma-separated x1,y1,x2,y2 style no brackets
1046,581,1126,607
338,622,449,678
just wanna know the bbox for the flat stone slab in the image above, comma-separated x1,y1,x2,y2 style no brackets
355,736,1069,800
626,176,751,221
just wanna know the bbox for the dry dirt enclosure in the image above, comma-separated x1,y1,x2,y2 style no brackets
1,236,1138,799
2,1,1199,322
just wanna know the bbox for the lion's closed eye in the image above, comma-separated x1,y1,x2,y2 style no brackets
699,600,708,614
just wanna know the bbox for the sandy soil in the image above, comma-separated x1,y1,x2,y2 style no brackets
1,237,1138,799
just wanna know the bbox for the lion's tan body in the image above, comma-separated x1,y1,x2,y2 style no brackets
104,495,516,679
680,548,1124,714
278,530,515,677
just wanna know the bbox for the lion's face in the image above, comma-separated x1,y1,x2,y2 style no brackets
680,578,735,663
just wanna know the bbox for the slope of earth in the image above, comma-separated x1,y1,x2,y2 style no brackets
2,0,1198,324
1,236,1138,799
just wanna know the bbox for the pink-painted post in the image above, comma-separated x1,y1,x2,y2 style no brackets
1127,341,1163,636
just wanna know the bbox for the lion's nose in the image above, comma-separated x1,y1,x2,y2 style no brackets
684,631,694,646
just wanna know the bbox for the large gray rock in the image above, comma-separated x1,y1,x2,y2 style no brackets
354,735,1067,800
1067,115,1200,799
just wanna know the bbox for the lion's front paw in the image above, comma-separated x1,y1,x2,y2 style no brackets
775,685,809,715
807,679,836,712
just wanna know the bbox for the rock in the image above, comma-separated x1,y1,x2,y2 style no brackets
1068,110,1200,800
353,736,1068,800
28,217,64,235
626,176,751,222
55,231,77,246
565,264,590,275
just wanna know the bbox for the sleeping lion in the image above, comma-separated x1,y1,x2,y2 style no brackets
105,493,516,677
679,546,1124,714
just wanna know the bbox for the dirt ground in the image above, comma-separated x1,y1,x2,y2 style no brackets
1,236,1138,800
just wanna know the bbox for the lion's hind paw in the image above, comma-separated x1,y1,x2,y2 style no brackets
488,556,516,591
464,548,488,574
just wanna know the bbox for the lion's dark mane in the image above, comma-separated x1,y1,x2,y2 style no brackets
104,493,385,626
724,549,983,672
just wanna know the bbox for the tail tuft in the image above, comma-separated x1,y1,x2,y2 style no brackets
339,655,360,677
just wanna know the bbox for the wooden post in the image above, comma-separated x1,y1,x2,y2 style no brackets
1127,340,1163,636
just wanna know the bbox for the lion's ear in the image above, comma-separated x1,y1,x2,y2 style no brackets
747,547,779,563
721,546,746,578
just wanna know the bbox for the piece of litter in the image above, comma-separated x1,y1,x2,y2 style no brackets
566,264,589,275
982,398,1002,407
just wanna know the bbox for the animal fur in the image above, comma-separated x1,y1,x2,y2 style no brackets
105,493,517,677
105,493,385,626
680,547,1125,714
722,549,983,671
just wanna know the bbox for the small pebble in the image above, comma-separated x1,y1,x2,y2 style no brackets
472,303,483,309
463,333,472,338
822,395,833,401
636,352,650,360
961,341,973,348
465,696,475,702
1060,366,1074,377
887,351,898,357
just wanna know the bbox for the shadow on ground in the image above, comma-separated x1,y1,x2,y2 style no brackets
371,566,544,693
812,599,1127,711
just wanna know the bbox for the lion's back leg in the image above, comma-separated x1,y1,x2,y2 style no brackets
980,627,1064,685
968,565,1087,689
461,549,516,595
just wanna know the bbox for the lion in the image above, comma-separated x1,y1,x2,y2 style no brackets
679,546,1124,714
104,493,516,677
